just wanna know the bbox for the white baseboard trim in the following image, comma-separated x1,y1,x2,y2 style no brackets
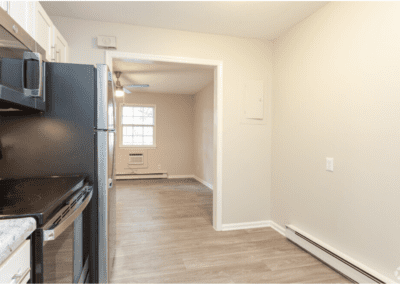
286,225,395,284
116,173,167,180
221,220,286,235
222,220,271,231
193,175,213,190
168,175,194,179
269,220,286,236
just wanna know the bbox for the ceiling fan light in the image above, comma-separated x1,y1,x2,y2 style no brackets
115,87,124,97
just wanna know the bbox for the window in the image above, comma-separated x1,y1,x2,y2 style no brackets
121,105,155,147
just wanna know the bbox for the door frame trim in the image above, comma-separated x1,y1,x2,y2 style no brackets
105,50,223,231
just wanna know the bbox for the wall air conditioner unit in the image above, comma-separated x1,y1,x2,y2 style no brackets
129,153,144,165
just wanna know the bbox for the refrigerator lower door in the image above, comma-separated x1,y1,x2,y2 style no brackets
97,130,116,283
108,178,117,281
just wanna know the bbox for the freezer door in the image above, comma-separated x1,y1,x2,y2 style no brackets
97,130,116,283
96,64,116,130
108,130,117,281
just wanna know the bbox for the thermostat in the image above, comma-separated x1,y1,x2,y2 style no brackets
97,36,117,49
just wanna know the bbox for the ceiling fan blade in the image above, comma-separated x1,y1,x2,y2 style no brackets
123,87,131,94
125,84,150,88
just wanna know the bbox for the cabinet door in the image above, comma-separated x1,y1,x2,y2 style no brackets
4,2,35,39
53,26,68,63
9,2,28,33
35,2,53,61
0,1,9,13
0,240,31,284
25,2,36,39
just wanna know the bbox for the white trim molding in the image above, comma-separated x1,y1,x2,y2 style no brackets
269,220,286,236
221,220,285,235
106,50,224,231
168,175,194,179
222,220,272,231
193,175,213,190
116,173,167,180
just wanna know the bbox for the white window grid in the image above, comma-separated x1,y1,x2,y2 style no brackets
121,105,155,147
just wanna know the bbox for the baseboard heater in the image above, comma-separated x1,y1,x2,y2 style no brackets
286,225,390,284
116,172,167,180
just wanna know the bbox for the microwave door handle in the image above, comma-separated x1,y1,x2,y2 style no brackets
21,51,43,98
42,186,93,241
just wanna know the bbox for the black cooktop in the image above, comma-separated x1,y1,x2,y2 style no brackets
0,175,87,226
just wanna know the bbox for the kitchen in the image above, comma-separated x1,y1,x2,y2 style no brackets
0,2,112,283
1,1,399,284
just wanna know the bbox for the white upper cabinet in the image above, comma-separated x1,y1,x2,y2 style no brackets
9,2,28,32
2,2,35,39
1,1,69,62
0,1,9,13
26,2,36,39
35,2,53,61
53,26,68,63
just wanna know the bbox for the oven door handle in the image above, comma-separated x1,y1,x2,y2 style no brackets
43,185,93,241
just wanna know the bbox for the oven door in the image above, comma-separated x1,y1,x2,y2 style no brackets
31,185,93,283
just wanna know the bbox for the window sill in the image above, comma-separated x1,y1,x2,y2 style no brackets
119,145,157,149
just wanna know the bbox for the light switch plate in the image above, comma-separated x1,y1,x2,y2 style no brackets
326,157,334,172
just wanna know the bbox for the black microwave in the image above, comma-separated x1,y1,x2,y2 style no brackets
0,8,46,113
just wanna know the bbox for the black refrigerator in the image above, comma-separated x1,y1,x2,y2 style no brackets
0,62,117,283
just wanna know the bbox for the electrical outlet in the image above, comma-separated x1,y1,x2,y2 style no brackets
158,164,161,170
326,158,334,172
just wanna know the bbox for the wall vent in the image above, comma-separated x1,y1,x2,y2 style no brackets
129,153,144,165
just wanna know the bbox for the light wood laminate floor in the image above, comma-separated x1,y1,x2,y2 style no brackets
111,178,352,283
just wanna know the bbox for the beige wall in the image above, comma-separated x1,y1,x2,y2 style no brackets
193,83,214,186
272,2,400,281
115,93,194,176
50,3,399,279
51,16,273,224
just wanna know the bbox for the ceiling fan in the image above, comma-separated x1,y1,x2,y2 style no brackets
114,71,149,97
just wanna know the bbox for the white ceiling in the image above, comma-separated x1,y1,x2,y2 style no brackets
41,1,328,40
113,59,214,95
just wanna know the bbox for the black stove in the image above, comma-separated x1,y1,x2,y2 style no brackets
0,175,93,283
0,175,86,226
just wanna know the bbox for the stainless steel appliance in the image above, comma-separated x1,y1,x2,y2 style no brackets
0,176,93,282
0,7,46,112
0,10,117,283
97,66,117,284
